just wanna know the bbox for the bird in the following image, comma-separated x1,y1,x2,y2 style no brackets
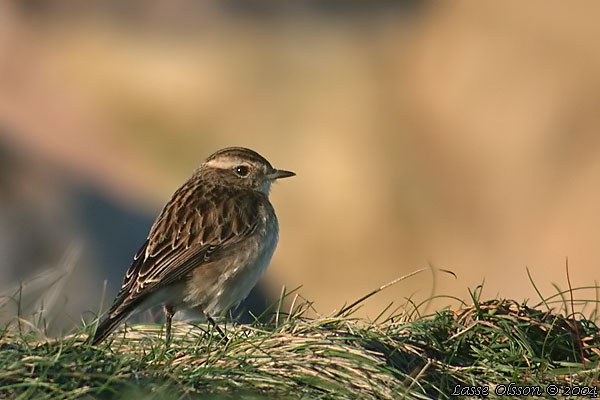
90,147,295,345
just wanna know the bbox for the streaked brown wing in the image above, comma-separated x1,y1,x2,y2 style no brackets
106,184,262,319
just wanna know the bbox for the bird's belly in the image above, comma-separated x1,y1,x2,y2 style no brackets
184,229,278,317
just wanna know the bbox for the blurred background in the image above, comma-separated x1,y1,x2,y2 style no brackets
1,0,599,334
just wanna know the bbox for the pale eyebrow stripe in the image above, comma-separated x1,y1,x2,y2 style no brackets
204,158,248,169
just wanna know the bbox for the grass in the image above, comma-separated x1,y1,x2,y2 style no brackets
1,279,599,399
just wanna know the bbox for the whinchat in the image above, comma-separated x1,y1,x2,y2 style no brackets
91,147,294,345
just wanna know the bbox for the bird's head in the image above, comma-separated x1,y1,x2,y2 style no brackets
200,147,295,194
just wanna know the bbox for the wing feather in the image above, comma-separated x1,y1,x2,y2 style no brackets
105,185,261,319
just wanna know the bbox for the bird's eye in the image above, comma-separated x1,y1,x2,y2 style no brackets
234,165,250,177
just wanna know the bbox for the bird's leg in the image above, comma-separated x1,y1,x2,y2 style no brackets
164,304,174,346
204,311,226,339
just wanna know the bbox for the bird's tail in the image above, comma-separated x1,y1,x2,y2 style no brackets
89,311,130,346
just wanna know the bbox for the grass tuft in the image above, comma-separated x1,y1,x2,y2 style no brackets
1,284,599,399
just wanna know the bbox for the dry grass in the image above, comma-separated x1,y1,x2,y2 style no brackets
1,284,599,399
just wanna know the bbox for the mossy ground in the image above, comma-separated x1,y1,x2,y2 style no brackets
1,285,599,399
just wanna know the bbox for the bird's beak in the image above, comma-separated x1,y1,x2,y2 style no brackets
269,169,296,180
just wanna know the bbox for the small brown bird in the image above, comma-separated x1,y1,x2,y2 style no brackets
91,147,294,345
